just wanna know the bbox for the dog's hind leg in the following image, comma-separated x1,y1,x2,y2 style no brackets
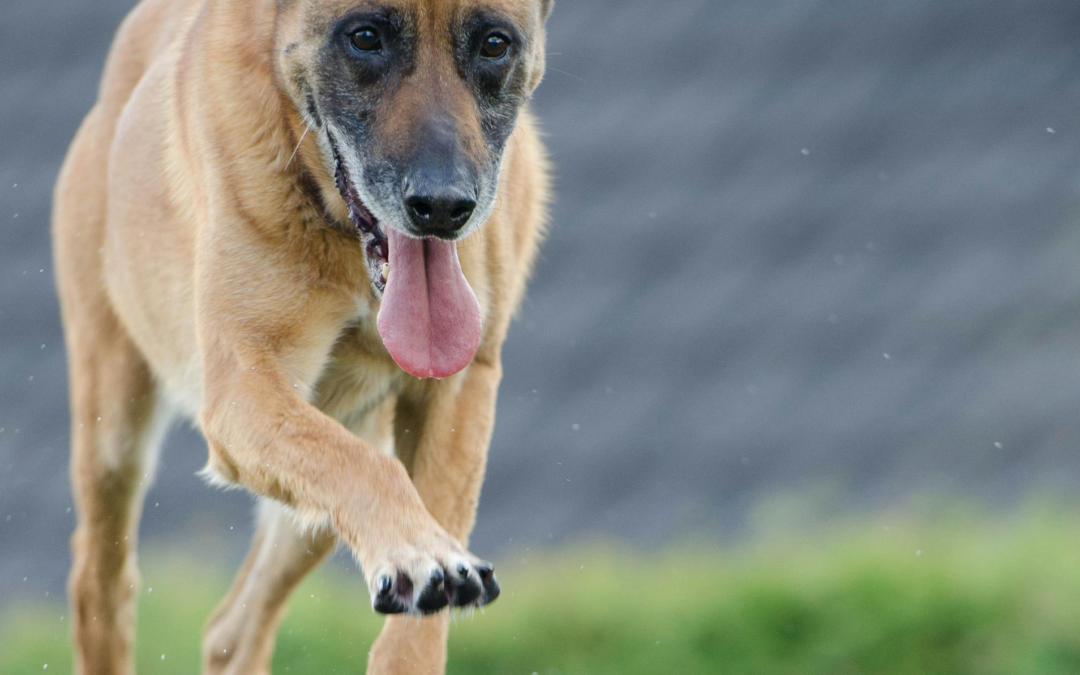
64,310,168,675
202,499,336,675
56,109,171,675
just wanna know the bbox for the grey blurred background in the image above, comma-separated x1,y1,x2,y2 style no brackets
3,0,1080,605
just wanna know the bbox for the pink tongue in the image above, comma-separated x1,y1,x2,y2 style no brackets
377,229,482,379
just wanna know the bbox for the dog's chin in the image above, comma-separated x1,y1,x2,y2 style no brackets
330,141,389,295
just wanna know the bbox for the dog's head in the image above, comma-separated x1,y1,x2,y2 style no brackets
275,0,551,378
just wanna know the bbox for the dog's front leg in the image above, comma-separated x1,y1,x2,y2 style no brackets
368,359,504,675
199,346,491,612
195,245,492,618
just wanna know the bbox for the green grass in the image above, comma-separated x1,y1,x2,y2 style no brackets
2,512,1079,674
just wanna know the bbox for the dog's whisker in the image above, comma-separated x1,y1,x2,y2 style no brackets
546,66,587,83
285,119,315,169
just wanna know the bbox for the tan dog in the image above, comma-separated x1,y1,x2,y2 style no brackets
51,0,551,672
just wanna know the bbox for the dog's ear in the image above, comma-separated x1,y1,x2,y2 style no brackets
527,0,552,92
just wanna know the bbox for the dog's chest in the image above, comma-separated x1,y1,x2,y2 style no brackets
311,320,404,430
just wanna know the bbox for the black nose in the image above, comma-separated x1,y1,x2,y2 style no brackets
404,192,476,236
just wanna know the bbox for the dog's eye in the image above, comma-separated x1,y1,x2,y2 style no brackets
480,33,510,60
350,27,382,52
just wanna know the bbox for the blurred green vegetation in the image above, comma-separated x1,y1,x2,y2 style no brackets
2,510,1079,675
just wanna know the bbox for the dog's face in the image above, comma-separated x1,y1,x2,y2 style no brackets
275,0,550,378
277,0,550,291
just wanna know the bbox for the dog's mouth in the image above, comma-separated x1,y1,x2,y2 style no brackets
331,138,389,294
328,133,482,380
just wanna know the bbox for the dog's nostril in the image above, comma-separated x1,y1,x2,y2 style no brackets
451,205,474,222
406,197,433,221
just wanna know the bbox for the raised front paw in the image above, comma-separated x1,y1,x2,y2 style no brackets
367,550,500,615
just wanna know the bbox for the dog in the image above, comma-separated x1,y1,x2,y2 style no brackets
51,0,551,671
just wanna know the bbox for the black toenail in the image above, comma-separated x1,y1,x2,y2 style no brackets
476,563,494,580
373,595,407,614
457,563,470,578
378,575,392,595
415,571,451,614
453,575,482,607
482,574,501,605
